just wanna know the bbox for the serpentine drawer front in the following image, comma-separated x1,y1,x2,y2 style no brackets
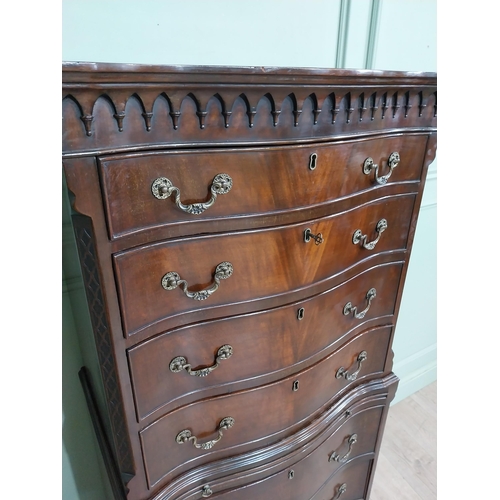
140,326,392,487
191,401,384,500
129,262,403,421
98,134,426,240
62,63,436,500
210,458,373,500
114,194,415,337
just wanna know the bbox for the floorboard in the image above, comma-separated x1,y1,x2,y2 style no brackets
370,381,437,500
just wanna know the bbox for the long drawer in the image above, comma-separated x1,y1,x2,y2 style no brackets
208,458,373,500
129,262,402,421
140,325,392,488
114,194,415,336
194,402,381,500
310,458,373,500
99,135,426,240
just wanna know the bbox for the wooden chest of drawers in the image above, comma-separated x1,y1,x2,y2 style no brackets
62,63,437,500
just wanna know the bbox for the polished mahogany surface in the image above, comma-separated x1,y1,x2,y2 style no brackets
98,135,426,240
114,194,415,337
63,63,436,500
128,262,403,421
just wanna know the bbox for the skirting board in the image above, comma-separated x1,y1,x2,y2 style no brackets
392,343,437,405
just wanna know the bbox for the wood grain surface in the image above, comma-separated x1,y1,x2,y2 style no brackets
62,63,437,500
140,326,392,488
98,135,426,240
114,194,415,337
128,262,403,421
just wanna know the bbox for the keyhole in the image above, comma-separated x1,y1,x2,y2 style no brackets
288,470,295,479
292,380,300,392
297,307,305,320
309,152,318,170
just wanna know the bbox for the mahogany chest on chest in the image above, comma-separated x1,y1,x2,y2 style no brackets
62,63,437,500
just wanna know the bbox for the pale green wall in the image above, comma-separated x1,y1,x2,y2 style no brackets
62,0,342,67
62,1,437,497
369,0,437,403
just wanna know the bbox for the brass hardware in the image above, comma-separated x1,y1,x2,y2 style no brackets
176,417,234,450
363,152,400,185
151,173,233,214
170,345,233,377
304,228,324,245
292,380,300,392
336,351,368,381
352,219,387,250
161,262,233,301
288,470,295,479
297,307,305,320
343,288,377,319
334,483,347,499
329,434,358,463
201,485,213,498
309,152,318,170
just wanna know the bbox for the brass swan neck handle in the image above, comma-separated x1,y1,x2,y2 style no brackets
363,152,400,185
169,345,233,377
352,219,387,250
152,173,233,214
336,351,368,381
343,288,377,320
329,434,358,463
161,262,233,301
176,417,235,451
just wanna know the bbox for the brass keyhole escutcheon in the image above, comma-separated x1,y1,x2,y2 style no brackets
309,152,318,170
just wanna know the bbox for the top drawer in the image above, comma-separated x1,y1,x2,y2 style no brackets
98,135,426,240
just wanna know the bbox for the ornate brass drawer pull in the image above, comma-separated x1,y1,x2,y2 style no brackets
176,417,235,450
161,262,233,301
352,219,387,250
151,173,233,214
336,351,368,381
343,288,377,319
304,228,324,245
329,434,358,463
334,483,347,499
169,345,233,377
363,152,400,185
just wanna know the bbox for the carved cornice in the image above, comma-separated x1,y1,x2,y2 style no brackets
62,63,437,155
63,88,436,135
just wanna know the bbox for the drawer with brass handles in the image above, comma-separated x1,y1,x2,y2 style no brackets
194,457,373,500
114,193,415,337
128,262,403,421
183,403,382,500
309,458,373,500
62,63,437,500
139,325,392,488
98,134,426,240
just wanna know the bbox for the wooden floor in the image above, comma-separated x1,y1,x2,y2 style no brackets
370,381,437,500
